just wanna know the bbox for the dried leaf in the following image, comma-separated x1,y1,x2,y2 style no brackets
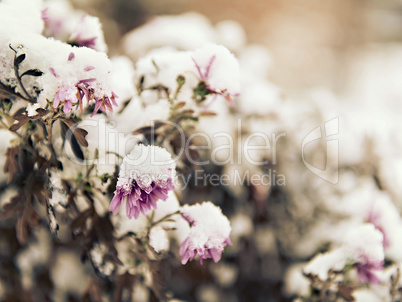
16,198,40,244
9,114,29,131
4,146,20,183
113,273,137,302
149,260,167,301
199,111,217,117
60,118,88,147
0,194,23,219
173,101,186,109
30,108,49,119
338,284,355,302
71,208,94,231
132,121,167,135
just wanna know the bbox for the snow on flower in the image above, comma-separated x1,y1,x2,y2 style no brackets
364,193,402,262
0,0,44,37
69,15,107,53
304,224,384,284
304,248,347,281
179,201,232,265
344,224,385,284
109,144,176,219
48,52,117,115
191,43,240,104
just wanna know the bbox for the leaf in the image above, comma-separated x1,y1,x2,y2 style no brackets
132,121,167,135
73,128,89,147
193,81,210,103
113,273,137,302
149,260,167,300
181,109,194,116
16,196,40,244
69,133,85,161
173,101,186,109
15,54,26,65
4,146,20,183
21,69,43,77
9,113,29,132
60,118,88,147
199,111,217,117
0,194,23,219
176,75,185,86
31,108,49,119
71,208,94,231
147,242,163,260
338,284,355,302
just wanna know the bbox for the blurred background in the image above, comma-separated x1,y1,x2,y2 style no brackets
72,0,401,94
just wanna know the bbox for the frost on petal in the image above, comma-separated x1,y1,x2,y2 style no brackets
179,201,231,265
109,145,176,219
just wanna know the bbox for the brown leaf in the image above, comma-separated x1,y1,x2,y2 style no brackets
71,207,94,231
0,194,24,219
16,198,40,244
9,115,29,131
73,128,89,147
199,111,217,117
338,284,355,302
113,272,137,302
149,260,167,301
31,108,49,119
4,146,20,183
180,109,195,116
60,118,88,147
132,121,167,135
173,101,186,109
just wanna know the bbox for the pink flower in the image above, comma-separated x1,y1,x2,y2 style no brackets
109,145,176,219
49,53,117,114
344,224,385,284
180,235,232,265
366,207,390,248
179,202,232,265
356,261,384,284
192,44,240,105
110,178,174,219
69,15,107,52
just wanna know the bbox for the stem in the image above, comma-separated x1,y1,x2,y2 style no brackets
150,210,180,228
0,82,31,102
46,119,58,162
106,151,123,160
14,65,34,103
9,45,35,103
